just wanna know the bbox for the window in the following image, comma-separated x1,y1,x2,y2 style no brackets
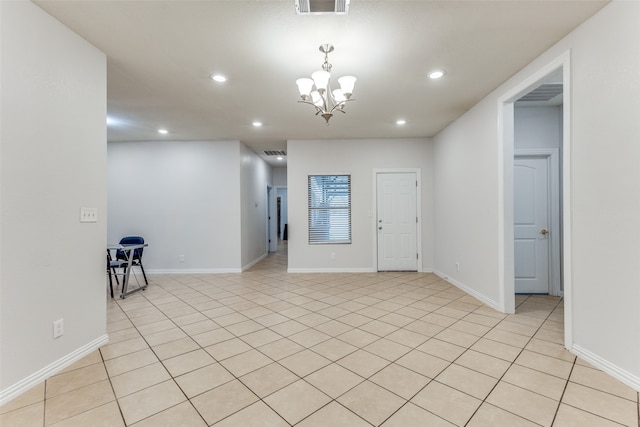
308,175,351,244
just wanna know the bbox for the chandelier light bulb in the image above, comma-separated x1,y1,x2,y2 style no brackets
338,76,357,98
311,70,330,92
296,78,314,99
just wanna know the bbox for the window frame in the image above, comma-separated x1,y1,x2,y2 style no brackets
307,174,352,245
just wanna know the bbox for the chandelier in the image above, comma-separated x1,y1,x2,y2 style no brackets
296,44,357,124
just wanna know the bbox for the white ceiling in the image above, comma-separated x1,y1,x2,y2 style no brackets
34,0,608,166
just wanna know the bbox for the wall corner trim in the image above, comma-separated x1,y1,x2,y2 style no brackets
147,268,243,274
571,344,640,393
433,270,501,312
242,253,268,271
0,334,109,406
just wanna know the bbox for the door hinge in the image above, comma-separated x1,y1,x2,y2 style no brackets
416,253,418,260
416,180,418,187
416,217,418,223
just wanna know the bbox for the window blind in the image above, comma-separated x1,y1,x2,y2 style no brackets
308,175,351,244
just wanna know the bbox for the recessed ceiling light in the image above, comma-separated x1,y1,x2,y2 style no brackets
277,156,283,160
210,74,227,82
252,121,263,127
429,70,445,79
396,119,406,125
158,129,169,134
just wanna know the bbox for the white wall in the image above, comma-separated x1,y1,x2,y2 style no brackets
273,167,287,186
514,106,562,150
240,143,272,269
288,138,433,272
108,141,242,272
434,0,640,389
1,1,107,401
433,106,501,305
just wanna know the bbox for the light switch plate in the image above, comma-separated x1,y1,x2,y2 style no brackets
80,207,98,223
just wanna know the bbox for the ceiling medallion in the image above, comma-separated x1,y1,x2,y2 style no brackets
295,44,357,124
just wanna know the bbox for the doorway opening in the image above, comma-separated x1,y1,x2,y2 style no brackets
499,51,572,349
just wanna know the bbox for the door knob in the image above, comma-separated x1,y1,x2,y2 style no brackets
540,228,549,235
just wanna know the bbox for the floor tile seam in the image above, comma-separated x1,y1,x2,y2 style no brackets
554,402,634,427
253,377,335,426
456,295,553,354
288,399,371,427
189,383,263,427
365,365,435,405
299,338,362,365
462,401,546,427
451,362,558,427
216,400,294,427
548,359,579,426
92,350,127,427
563,378,640,404
378,396,452,427
45,400,124,427
455,295,566,426
113,291,245,400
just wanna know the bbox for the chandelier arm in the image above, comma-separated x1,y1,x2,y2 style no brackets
329,98,355,114
297,100,327,116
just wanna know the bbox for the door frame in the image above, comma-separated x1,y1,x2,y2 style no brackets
267,185,277,253
372,168,422,272
498,50,572,350
514,149,561,296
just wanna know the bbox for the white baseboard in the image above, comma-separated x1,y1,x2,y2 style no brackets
0,334,109,406
433,270,501,312
242,253,268,271
571,344,640,392
148,268,242,274
287,268,376,273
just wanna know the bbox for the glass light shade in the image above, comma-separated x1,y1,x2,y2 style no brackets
296,78,314,97
338,76,356,97
311,70,330,91
311,91,323,107
332,88,346,103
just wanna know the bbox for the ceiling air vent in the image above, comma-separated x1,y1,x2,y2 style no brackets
264,150,287,156
295,0,350,15
518,83,563,102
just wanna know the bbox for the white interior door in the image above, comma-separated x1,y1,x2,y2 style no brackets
377,173,417,271
514,156,550,293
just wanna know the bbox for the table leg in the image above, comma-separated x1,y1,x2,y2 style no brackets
120,249,134,298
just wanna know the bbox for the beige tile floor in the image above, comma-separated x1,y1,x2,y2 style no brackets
2,244,639,426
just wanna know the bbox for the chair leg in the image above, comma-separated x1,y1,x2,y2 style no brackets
139,262,149,285
107,268,114,298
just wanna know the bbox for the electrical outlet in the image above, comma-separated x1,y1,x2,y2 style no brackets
330,252,336,260
53,319,64,339
179,254,185,262
455,262,460,272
